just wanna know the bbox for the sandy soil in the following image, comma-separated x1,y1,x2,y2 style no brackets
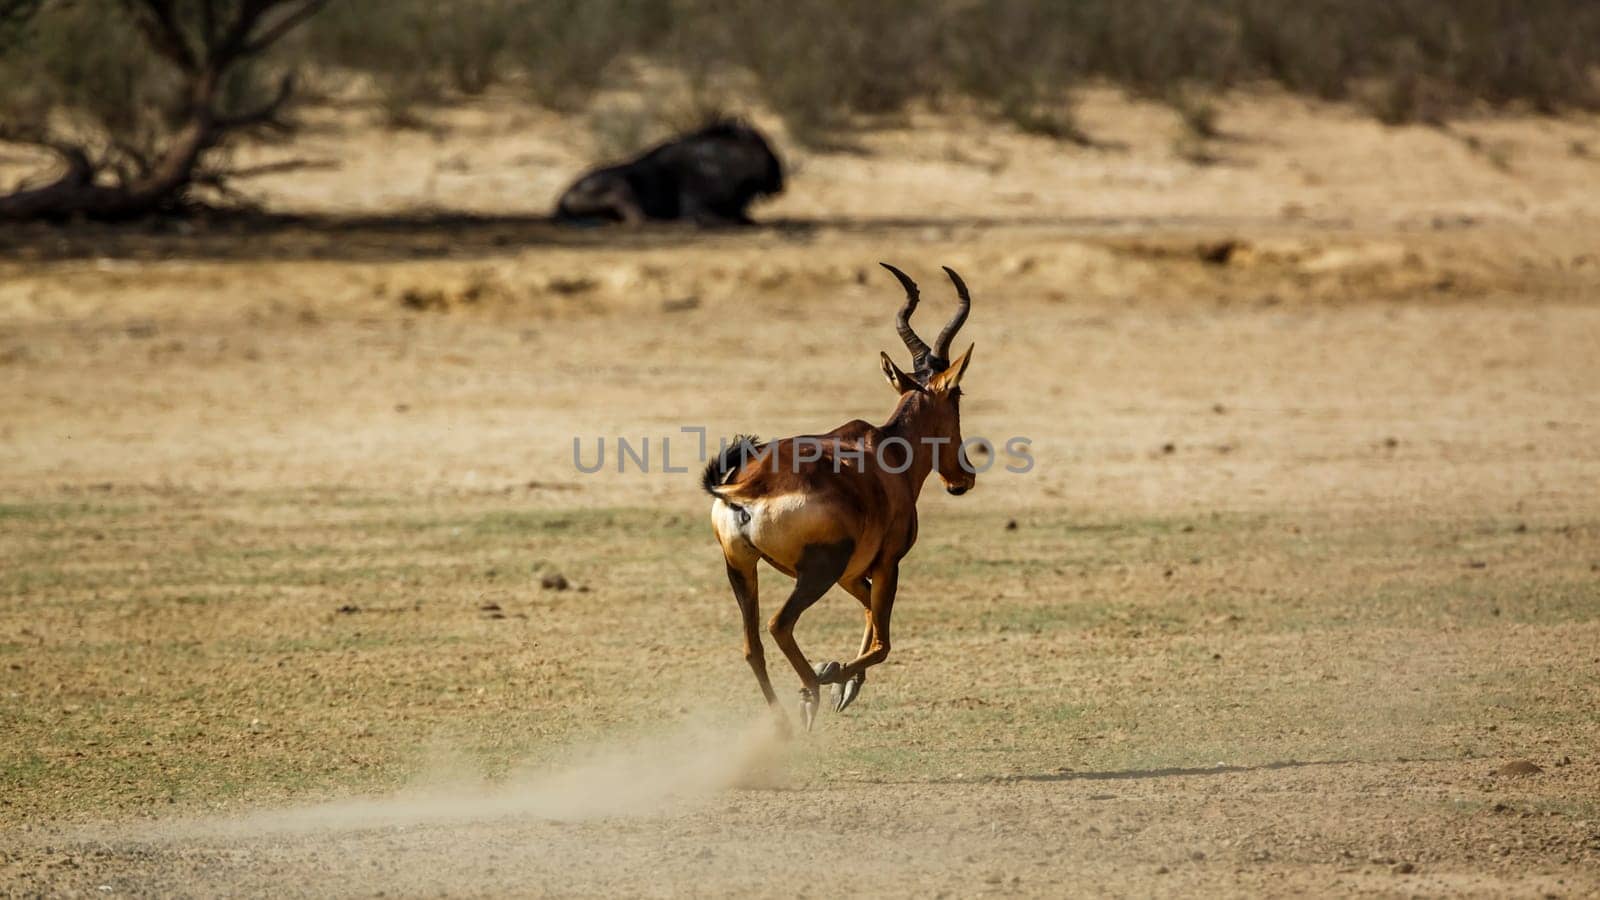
2,92,1599,897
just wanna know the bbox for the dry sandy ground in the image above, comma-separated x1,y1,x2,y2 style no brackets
3,93,1600,897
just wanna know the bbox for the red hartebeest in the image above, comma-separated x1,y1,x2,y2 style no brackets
702,263,976,731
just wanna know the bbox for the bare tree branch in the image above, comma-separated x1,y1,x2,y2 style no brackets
219,156,340,179
214,74,296,131
243,0,329,55
208,0,280,65
109,137,155,178
199,0,217,52
118,0,198,73
191,169,264,211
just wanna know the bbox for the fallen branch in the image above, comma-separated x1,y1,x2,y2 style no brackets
219,156,341,179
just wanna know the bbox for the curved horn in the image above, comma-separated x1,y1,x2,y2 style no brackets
933,266,972,361
880,262,933,368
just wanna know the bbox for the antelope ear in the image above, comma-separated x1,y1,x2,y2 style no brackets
928,344,973,393
880,351,920,394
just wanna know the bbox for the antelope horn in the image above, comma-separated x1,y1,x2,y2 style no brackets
933,266,972,361
880,262,934,370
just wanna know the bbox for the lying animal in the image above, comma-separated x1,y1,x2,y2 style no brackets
554,119,784,226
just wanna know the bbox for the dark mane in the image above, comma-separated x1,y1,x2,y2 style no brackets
689,117,756,139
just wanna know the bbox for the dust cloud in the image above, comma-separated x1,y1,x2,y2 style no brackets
140,716,789,842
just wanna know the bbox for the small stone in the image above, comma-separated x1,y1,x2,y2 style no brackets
1005,519,1019,531
1393,862,1415,874
1197,239,1242,265
541,573,571,591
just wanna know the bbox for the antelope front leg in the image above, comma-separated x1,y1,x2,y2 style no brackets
767,539,854,731
828,576,875,713
821,563,898,692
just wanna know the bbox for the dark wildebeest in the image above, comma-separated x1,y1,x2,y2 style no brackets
554,120,784,226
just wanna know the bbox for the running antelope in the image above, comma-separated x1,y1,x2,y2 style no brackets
702,263,976,731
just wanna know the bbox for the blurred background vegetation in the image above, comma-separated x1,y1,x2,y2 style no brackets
301,0,1600,135
2,0,1598,217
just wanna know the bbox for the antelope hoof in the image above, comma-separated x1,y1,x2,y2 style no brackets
834,672,865,713
799,687,819,732
812,660,843,684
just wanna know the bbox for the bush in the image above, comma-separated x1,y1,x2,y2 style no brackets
938,1,1090,142
295,0,1600,139
303,0,666,121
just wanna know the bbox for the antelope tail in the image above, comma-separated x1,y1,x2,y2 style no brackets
700,434,763,497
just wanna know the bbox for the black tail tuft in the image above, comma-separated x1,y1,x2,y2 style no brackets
701,434,763,496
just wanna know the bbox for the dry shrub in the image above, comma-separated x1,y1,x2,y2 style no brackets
940,0,1092,143
509,0,666,112
302,0,663,122
294,0,1600,139
655,0,937,146
299,1,455,126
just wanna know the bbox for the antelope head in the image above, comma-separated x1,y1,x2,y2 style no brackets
878,263,976,496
